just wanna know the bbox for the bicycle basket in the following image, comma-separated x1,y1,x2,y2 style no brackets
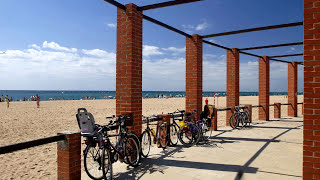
76,108,97,137
122,113,133,126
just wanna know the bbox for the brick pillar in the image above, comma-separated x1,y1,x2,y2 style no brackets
274,103,281,119
57,131,81,180
303,1,320,179
288,62,298,117
245,104,252,123
259,56,270,121
186,34,203,120
226,48,240,126
116,4,143,136
213,108,218,131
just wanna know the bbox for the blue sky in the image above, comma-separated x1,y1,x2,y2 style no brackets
0,0,303,92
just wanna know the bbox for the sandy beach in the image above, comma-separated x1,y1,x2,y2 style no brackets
0,95,303,179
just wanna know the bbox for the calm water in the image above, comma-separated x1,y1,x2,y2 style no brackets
0,90,303,101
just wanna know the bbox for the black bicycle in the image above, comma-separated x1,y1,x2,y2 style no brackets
77,109,140,180
178,110,201,146
229,106,250,129
168,109,185,146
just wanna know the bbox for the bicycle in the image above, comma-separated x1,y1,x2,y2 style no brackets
168,109,185,146
140,115,168,158
197,105,214,140
76,108,140,180
229,106,250,129
178,110,201,146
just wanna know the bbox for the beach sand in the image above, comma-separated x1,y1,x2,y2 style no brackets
0,95,303,179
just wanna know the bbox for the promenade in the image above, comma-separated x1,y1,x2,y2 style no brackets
82,116,303,180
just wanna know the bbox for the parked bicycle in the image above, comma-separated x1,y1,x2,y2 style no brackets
197,105,214,140
140,115,168,158
168,109,185,146
76,108,140,180
229,106,250,129
178,110,201,146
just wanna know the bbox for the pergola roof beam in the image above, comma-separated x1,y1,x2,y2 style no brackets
203,40,231,50
239,42,303,51
270,53,303,58
138,0,202,11
143,15,192,38
104,0,126,10
202,22,303,38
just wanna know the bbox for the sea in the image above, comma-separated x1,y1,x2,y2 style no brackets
0,90,303,101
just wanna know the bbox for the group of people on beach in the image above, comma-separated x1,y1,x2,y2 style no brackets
1,94,40,108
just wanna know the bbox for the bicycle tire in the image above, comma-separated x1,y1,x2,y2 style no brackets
102,146,113,180
169,124,179,146
83,143,104,180
124,135,141,167
178,123,200,146
229,114,238,129
140,130,151,158
158,124,168,149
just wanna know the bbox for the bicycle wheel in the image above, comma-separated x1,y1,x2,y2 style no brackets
102,146,112,180
124,135,140,167
202,119,213,140
169,124,179,146
178,123,200,146
83,142,104,180
140,130,151,158
158,124,168,149
229,114,238,129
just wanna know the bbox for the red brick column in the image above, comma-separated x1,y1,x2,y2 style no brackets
303,1,320,179
226,48,240,126
186,34,203,120
259,56,270,121
274,103,281,119
57,131,81,180
213,108,218,131
288,62,298,117
244,104,252,123
116,4,143,136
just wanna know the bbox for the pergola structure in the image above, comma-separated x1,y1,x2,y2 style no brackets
103,0,318,179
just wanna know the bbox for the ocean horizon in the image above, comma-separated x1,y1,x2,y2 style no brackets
0,90,303,101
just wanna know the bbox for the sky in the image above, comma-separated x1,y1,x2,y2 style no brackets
0,0,303,92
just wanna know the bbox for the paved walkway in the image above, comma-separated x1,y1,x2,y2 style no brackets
83,116,303,180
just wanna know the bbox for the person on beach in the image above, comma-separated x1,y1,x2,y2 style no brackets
36,94,40,108
5,96,9,108
0,94,3,102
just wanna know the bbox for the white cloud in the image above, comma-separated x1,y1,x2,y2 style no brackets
0,42,116,90
182,21,209,34
195,22,209,31
30,44,41,50
82,49,115,58
107,23,116,28
43,41,77,52
162,47,185,53
143,45,164,57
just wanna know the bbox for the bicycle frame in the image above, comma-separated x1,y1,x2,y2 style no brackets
144,119,162,143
